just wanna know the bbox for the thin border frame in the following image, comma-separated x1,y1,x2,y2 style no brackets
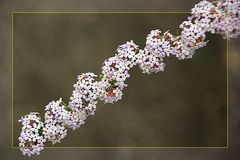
11,11,229,149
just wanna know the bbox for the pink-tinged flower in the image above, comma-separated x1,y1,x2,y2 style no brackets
18,112,46,157
116,40,139,68
136,49,166,74
145,30,175,59
44,98,69,144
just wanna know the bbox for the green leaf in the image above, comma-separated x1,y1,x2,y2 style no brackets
98,73,104,81
38,126,44,136
64,105,72,111
37,115,42,120
176,29,180,36
109,79,117,86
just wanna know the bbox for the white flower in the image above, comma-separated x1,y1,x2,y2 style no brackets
18,112,46,157
216,0,240,39
146,30,175,58
102,56,130,86
179,20,208,50
70,72,99,116
191,0,240,39
98,78,123,103
191,0,222,33
116,40,139,68
171,39,196,60
99,56,130,103
136,49,166,74
64,108,87,130
44,98,69,144
67,72,98,129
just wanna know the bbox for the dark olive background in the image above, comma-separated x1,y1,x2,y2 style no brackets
12,13,227,147
1,0,240,159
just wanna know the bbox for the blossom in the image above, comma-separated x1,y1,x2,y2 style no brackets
171,39,196,60
67,72,98,129
191,0,240,39
136,49,166,74
216,0,240,39
191,0,223,33
179,20,208,50
18,112,46,157
44,98,69,144
70,73,99,115
116,40,139,68
98,78,124,103
145,29,175,58
64,108,87,130
101,56,130,86
99,56,130,103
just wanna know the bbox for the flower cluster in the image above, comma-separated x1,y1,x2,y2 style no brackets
70,73,99,115
190,0,240,39
64,108,87,130
136,49,166,74
216,0,240,39
190,0,222,33
68,72,99,129
171,20,208,60
18,113,46,157
97,41,139,104
179,21,208,50
115,40,139,68
18,0,240,157
44,98,69,144
99,56,130,103
145,30,175,59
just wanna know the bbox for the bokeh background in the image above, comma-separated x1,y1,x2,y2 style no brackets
1,0,240,159
13,13,227,147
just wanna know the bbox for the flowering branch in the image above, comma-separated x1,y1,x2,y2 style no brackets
18,0,240,156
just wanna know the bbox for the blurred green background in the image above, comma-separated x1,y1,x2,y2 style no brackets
1,0,240,159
